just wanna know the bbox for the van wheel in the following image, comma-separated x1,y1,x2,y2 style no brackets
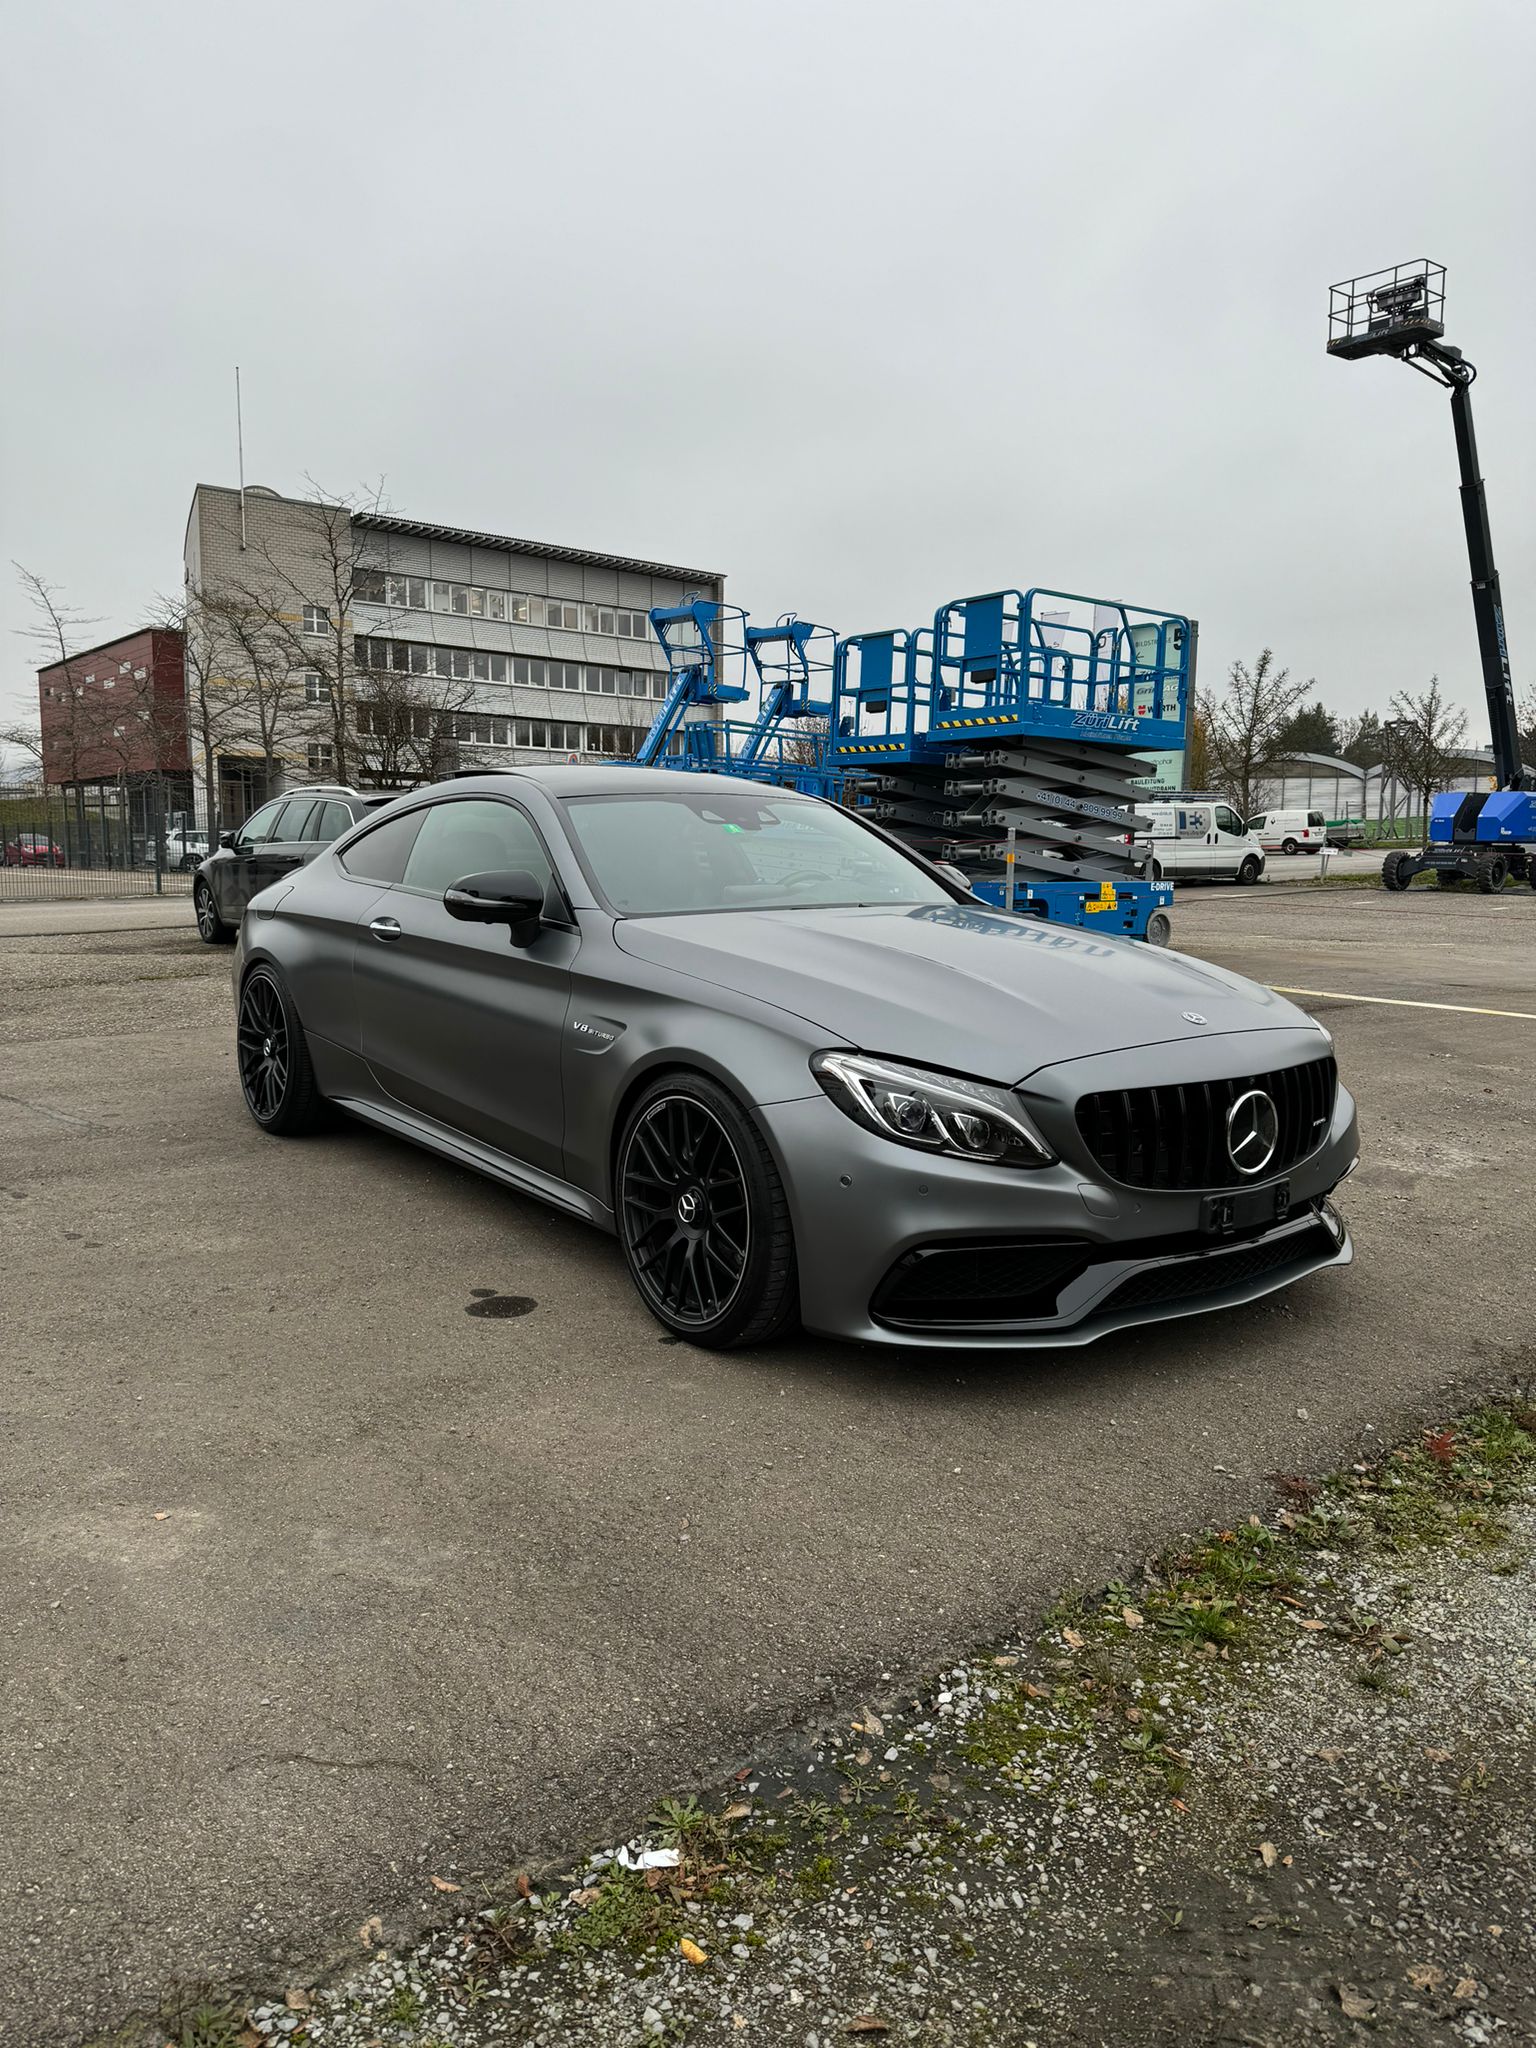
1237,856,1261,885
1282,837,1300,855
1150,859,1163,882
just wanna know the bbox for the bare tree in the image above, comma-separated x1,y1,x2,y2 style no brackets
219,484,473,789
0,720,43,776
1386,676,1470,827
1204,650,1316,820
1518,686,1536,768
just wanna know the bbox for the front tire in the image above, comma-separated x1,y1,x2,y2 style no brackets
1237,856,1261,886
195,879,234,945
1381,851,1416,892
237,967,326,1135
1144,910,1171,947
1475,854,1508,894
616,1074,799,1350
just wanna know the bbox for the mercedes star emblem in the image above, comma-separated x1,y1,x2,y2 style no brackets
1182,1011,1208,1025
1226,1088,1280,1177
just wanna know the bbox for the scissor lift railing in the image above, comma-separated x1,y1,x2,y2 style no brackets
828,628,944,766
929,588,1190,752
634,598,753,767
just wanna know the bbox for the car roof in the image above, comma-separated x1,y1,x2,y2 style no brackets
430,766,804,801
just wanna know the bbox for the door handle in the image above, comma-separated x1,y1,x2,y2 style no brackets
368,916,402,942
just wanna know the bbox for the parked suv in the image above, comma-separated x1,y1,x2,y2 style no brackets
193,787,388,943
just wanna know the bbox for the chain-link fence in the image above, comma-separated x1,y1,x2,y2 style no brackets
0,777,208,901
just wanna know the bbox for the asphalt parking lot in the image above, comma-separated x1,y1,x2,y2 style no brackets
3,885,1534,2041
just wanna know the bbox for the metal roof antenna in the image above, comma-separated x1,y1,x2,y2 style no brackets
235,365,247,550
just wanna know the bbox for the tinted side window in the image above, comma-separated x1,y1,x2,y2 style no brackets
1308,812,1326,827
237,800,285,845
1215,806,1243,836
315,801,353,841
337,809,426,884
274,799,317,841
401,798,554,895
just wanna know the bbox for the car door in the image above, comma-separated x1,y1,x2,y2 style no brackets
1176,804,1214,874
1212,804,1248,875
217,797,287,918
246,796,322,900
354,794,578,1175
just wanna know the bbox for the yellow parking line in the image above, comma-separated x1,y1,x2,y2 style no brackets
1271,985,1536,1022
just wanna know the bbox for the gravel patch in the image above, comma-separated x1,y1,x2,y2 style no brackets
159,1401,1536,2048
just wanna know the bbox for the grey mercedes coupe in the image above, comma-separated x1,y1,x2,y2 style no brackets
230,767,1357,1349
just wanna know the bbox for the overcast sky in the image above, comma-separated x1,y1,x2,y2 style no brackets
2,0,1531,746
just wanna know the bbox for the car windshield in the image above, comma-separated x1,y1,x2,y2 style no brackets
562,790,954,916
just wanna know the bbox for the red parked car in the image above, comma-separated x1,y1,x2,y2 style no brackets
3,833,66,867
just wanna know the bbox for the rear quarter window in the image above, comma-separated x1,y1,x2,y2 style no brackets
336,809,425,884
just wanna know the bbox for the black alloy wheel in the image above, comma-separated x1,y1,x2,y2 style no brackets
236,969,324,1134
195,879,233,945
617,1075,798,1349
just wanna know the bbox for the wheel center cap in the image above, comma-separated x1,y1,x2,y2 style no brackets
262,1036,273,1057
676,1187,703,1226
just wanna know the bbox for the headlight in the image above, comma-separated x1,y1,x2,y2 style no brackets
811,1051,1055,1168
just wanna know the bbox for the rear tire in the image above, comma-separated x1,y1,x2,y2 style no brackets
194,879,234,945
616,1072,799,1350
1381,851,1416,892
1475,854,1508,894
236,967,326,1135
1236,856,1261,886
1144,910,1171,947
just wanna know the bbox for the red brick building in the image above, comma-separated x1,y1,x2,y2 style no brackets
38,627,188,787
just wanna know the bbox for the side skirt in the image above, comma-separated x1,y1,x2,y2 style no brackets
330,1093,616,1234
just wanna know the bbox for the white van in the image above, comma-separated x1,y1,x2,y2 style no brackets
1137,800,1266,884
1248,808,1328,855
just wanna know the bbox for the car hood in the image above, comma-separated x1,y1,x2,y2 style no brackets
614,902,1317,1082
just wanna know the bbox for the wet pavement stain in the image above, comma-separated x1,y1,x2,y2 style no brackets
465,1294,537,1320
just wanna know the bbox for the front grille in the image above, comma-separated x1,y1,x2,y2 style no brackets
873,1239,1092,1326
1100,1218,1338,1312
1075,1055,1336,1190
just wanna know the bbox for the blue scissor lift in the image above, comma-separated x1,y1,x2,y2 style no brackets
832,589,1195,943
636,600,841,797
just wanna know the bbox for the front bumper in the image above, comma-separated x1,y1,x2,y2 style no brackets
759,1060,1357,1349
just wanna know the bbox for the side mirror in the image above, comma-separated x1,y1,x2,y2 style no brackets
444,868,546,946
218,829,236,850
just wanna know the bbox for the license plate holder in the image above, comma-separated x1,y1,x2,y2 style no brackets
1201,1181,1290,1236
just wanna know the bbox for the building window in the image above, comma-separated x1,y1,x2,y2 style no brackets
303,671,325,705
354,574,656,642
308,742,335,775
585,725,637,758
302,603,329,636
